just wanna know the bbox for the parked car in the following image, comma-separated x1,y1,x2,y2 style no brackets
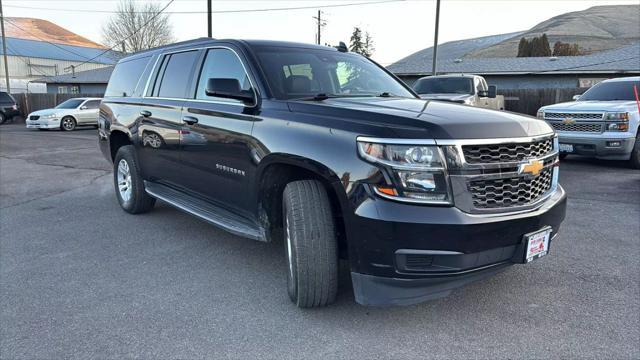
412,74,505,110
0,91,20,124
25,97,101,131
538,76,640,168
99,39,566,308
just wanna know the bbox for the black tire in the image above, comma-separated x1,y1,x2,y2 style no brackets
282,180,338,308
0,112,6,125
559,153,568,160
113,145,155,214
630,136,640,169
60,116,76,131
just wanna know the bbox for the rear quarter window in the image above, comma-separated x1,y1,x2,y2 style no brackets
0,92,15,103
105,56,151,98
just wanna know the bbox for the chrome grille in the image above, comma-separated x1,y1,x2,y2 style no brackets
461,138,553,164
549,122,603,133
544,112,603,120
468,168,553,209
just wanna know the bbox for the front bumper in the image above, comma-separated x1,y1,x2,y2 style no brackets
557,133,635,160
345,185,567,306
26,118,60,129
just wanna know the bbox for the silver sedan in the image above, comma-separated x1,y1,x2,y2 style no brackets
25,97,102,131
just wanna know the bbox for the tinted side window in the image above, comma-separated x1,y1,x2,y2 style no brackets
156,51,199,99
105,56,150,97
0,92,15,103
196,48,253,104
83,100,101,109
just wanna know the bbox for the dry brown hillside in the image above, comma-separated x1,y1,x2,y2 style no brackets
3,17,105,48
467,5,640,58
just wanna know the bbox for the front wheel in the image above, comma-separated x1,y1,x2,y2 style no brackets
60,116,76,131
113,145,155,214
630,136,640,169
283,180,338,308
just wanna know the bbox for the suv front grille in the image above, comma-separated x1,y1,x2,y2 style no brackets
468,168,553,209
549,122,603,133
461,138,553,164
544,112,603,120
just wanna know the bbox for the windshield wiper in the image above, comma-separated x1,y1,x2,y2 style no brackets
296,93,340,101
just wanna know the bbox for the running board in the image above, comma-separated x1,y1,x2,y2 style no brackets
144,181,267,242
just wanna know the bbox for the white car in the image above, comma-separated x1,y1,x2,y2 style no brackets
538,77,640,169
26,97,101,131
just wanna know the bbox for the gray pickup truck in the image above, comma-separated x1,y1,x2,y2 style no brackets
413,74,505,110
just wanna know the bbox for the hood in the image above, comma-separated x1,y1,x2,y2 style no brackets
541,100,636,112
418,93,472,102
30,108,68,116
287,97,552,140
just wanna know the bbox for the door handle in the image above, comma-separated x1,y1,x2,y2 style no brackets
182,116,199,125
140,110,152,117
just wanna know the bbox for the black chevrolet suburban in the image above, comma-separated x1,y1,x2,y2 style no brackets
99,38,567,307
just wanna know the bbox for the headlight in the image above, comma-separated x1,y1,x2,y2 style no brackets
357,139,452,204
45,113,61,118
537,110,545,119
606,123,629,132
605,112,629,121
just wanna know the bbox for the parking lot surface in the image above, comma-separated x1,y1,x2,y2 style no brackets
1,124,639,359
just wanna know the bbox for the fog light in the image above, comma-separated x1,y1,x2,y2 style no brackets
607,141,622,147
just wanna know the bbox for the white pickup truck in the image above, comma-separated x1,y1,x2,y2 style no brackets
412,74,505,110
537,76,640,169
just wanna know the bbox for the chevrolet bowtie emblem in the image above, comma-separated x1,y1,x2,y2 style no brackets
562,117,576,124
519,159,544,176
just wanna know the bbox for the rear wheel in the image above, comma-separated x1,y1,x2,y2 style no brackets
113,145,155,214
630,136,640,169
60,116,76,131
0,112,6,125
283,180,338,308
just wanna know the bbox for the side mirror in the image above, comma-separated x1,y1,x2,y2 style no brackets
488,85,497,99
80,106,88,110
572,94,581,101
205,78,254,104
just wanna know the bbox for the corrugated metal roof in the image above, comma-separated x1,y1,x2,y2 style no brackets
389,40,640,75
32,66,114,84
0,37,121,64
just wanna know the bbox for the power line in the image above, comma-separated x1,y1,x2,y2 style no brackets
4,18,93,61
4,43,51,77
3,0,405,14
67,0,175,70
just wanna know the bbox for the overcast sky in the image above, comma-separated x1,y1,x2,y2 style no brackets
3,0,638,65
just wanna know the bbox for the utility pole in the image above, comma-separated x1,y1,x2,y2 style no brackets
313,10,326,45
0,0,10,93
207,0,212,38
431,0,441,76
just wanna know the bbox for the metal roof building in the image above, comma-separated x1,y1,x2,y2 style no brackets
0,37,121,93
388,37,640,90
32,66,114,95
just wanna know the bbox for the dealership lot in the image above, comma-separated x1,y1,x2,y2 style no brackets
1,124,638,359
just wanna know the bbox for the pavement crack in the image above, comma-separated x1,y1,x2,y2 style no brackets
0,154,110,173
0,172,112,209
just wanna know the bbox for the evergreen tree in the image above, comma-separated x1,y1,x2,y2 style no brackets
349,27,374,57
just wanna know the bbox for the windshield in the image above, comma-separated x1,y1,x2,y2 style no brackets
254,47,415,100
579,80,640,101
55,99,84,109
413,77,474,95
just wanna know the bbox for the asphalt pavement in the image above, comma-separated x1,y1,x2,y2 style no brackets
1,124,638,359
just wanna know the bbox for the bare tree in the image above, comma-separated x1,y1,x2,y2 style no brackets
102,0,174,54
